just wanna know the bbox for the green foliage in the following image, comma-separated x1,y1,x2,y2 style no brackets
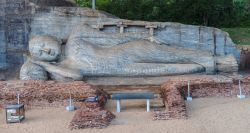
156,0,248,27
75,0,91,7
74,0,110,8
75,0,250,28
223,28,250,45
233,0,250,27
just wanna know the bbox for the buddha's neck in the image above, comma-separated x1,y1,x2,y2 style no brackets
58,44,66,62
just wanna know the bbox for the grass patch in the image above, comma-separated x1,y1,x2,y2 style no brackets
222,28,250,45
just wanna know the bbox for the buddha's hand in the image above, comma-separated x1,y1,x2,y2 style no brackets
30,58,82,81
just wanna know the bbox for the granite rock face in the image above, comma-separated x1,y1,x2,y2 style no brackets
0,0,241,80
0,0,31,71
30,7,117,40
20,23,238,80
0,0,115,79
30,11,240,62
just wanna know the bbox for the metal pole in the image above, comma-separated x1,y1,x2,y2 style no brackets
69,93,72,107
92,0,96,10
237,79,246,99
239,80,242,96
117,100,121,112
17,94,20,104
187,81,192,101
146,99,150,112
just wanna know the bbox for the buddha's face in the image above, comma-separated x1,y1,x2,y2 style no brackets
29,36,61,61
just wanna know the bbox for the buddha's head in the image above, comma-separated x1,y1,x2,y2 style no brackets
29,36,62,61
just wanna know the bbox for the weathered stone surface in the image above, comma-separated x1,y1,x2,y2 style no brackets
22,33,217,80
0,1,241,80
0,2,115,79
20,60,48,80
6,53,25,64
0,1,6,70
30,15,240,63
216,55,238,73
30,7,117,40
0,0,31,73
21,20,239,81
0,54,7,70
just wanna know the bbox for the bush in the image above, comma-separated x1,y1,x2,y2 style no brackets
75,0,250,28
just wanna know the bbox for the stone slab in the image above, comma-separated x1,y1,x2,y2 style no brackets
84,75,231,86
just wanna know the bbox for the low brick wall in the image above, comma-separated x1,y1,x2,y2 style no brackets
153,75,250,120
0,80,107,108
238,46,250,70
69,107,115,129
0,80,115,129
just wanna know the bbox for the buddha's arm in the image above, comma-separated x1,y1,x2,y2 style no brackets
31,60,82,80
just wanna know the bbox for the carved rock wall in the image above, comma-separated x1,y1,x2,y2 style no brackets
0,0,31,76
0,0,241,79
0,0,120,74
0,0,6,70
155,24,241,60
0,1,114,79
30,7,117,41
30,12,240,62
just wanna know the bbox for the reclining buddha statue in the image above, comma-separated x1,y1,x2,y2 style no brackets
20,22,238,81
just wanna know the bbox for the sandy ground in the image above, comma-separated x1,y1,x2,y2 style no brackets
1,97,250,133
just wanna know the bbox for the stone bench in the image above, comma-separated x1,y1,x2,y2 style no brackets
111,92,155,112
